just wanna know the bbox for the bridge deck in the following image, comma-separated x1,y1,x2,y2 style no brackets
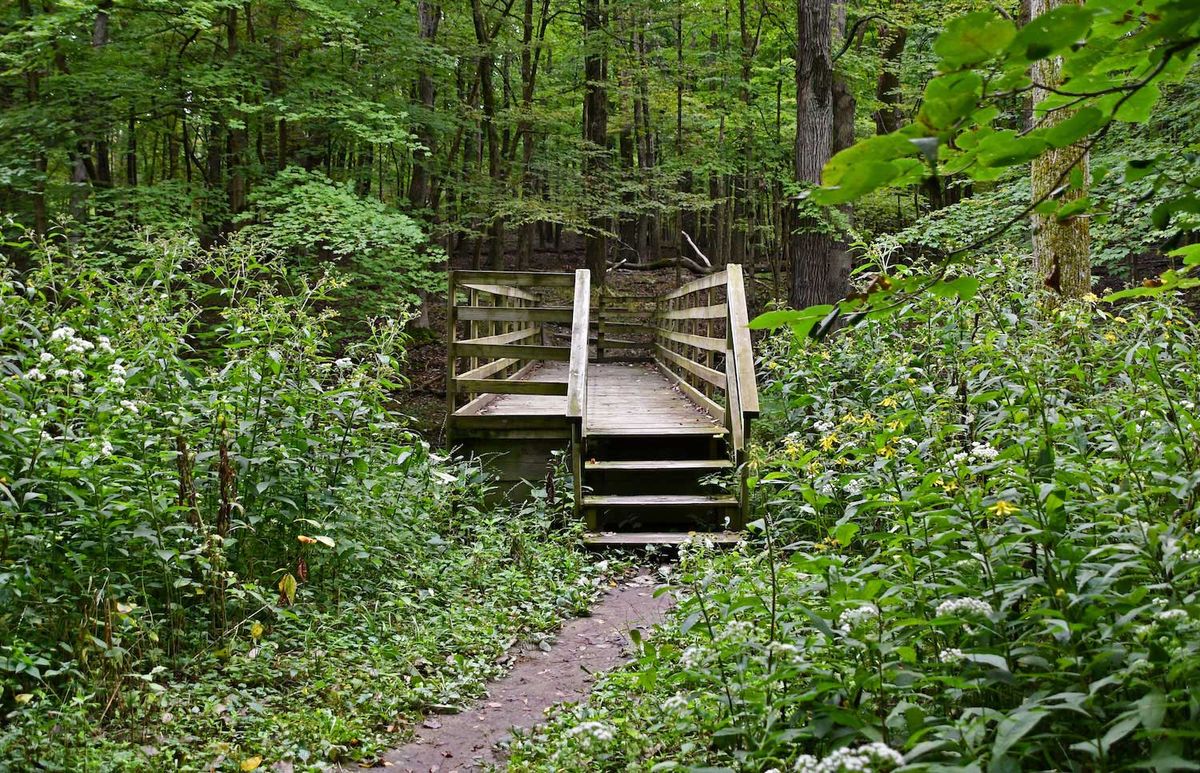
454,361,724,436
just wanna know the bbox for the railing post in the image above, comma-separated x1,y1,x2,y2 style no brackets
566,269,592,522
446,271,459,434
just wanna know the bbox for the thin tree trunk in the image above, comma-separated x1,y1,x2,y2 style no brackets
583,0,608,284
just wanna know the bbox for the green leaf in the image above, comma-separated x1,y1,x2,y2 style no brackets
1151,195,1200,230
935,12,1017,68
1041,108,1107,148
976,131,1050,167
918,72,984,132
993,709,1048,758
810,161,901,205
1008,6,1094,62
1114,83,1161,123
834,522,859,545
929,276,981,301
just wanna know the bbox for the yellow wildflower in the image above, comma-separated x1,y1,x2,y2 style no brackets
820,432,839,451
1082,292,1099,304
880,395,899,408
940,478,959,494
877,443,897,458
989,500,1018,517
887,419,904,432
860,412,877,427
1104,332,1118,344
1115,316,1127,324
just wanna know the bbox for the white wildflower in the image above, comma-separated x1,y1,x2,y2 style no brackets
71,369,85,381
940,647,964,663
794,742,905,772
97,335,114,354
99,440,114,458
838,604,880,633
663,694,689,714
39,351,55,364
53,368,69,379
952,451,970,465
564,720,614,748
717,620,755,642
936,597,993,618
334,357,354,369
681,645,708,669
110,376,126,389
109,363,127,378
25,368,47,382
120,399,140,415
49,326,76,342
843,478,865,496
815,420,835,433
970,441,999,461
1155,609,1188,624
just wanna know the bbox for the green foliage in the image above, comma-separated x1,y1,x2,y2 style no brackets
243,167,442,333
508,261,1200,770
0,228,599,770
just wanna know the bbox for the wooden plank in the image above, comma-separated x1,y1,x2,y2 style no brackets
454,342,570,361
454,378,568,396
582,494,739,507
583,531,742,547
449,414,570,431
585,459,732,471
451,270,576,287
457,306,574,323
459,282,538,302
656,328,726,353
566,268,591,423
655,344,726,390
586,425,726,436
662,270,729,301
460,327,539,346
456,357,519,381
725,264,760,415
651,360,726,424
657,303,726,320
725,352,745,453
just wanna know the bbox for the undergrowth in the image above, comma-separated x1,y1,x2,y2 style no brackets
507,259,1200,771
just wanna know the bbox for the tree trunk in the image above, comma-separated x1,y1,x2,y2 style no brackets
583,0,608,284
873,27,907,135
790,0,844,309
410,1,441,210
1029,0,1091,297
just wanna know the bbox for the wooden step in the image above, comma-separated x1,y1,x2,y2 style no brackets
586,425,727,437
585,459,732,471
582,494,739,509
583,531,742,547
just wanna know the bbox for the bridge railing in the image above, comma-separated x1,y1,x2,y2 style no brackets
445,270,576,417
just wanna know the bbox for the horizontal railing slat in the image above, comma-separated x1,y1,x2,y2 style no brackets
452,270,576,287
454,378,568,396
655,344,727,390
656,303,726,321
457,306,574,323
454,342,571,361
656,328,726,353
456,358,520,381
459,327,539,346
459,282,538,302
661,270,729,301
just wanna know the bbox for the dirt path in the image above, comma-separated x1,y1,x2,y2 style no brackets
363,572,672,772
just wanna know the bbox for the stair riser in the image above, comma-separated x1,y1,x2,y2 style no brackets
587,507,738,532
586,435,727,461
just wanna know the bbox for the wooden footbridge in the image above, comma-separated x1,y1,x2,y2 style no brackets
445,266,758,545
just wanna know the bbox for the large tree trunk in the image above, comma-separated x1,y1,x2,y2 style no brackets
1029,0,1090,297
583,0,608,284
410,2,441,210
789,0,844,309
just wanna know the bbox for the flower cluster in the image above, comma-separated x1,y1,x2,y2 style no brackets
563,720,614,749
935,597,993,619
793,742,905,772
838,604,880,633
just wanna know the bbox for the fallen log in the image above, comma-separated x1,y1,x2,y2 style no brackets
606,256,713,275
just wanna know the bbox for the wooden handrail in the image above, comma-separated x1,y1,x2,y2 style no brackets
566,269,591,426
725,263,759,418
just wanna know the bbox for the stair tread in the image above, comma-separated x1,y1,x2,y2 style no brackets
584,531,742,547
585,459,733,471
586,425,727,436
583,494,739,507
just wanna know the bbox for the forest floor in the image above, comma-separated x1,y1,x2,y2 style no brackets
359,570,671,772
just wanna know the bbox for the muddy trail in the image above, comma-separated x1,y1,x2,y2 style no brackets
353,571,671,772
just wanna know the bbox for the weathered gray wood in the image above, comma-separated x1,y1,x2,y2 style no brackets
459,327,540,346
566,269,591,424
459,282,538,302
457,306,574,323
725,263,760,415
583,531,741,546
655,344,727,390
656,303,727,320
661,269,729,301
656,328,726,353
454,343,571,361
652,360,726,423
583,494,739,507
449,414,571,431
454,378,569,396
452,270,576,287
585,459,732,471
456,357,520,381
